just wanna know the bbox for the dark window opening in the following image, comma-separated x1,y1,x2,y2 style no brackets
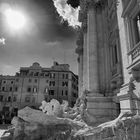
34,79,38,83
10,87,13,92
8,96,11,102
13,96,17,102
27,87,31,92
62,81,68,87
49,90,54,96
0,95,3,101
15,87,18,92
2,87,5,91
33,87,37,93
65,90,68,96
112,44,118,66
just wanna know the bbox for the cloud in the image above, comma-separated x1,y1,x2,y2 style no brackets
52,0,81,27
45,41,60,47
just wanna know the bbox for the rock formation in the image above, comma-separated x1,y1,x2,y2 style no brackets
1,99,140,140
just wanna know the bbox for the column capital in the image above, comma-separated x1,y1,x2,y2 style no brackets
86,0,106,10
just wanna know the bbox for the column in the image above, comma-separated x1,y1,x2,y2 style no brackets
83,32,88,91
87,6,99,94
78,54,83,96
76,31,84,97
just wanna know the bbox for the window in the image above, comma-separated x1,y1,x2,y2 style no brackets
13,96,17,102
49,90,54,96
49,81,55,86
133,12,140,44
2,87,5,91
66,74,68,79
29,72,33,76
25,96,30,102
52,73,55,78
62,90,63,96
44,87,48,93
34,72,39,76
27,87,31,92
10,87,12,92
65,90,68,96
33,87,37,93
45,73,49,77
3,81,6,84
29,79,32,83
50,73,52,78
40,73,44,76
111,44,118,66
8,96,11,102
73,93,77,98
62,74,65,79
34,79,38,83
0,95,3,101
11,81,14,84
15,87,18,92
62,81,68,87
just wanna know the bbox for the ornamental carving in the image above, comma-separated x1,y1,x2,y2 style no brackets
86,0,106,9
76,30,84,46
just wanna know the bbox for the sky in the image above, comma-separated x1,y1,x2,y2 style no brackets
0,0,80,75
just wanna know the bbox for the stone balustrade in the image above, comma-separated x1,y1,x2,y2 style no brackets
128,42,140,61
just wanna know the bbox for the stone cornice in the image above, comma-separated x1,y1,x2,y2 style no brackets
79,0,106,32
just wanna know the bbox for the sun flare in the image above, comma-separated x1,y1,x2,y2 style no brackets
4,8,27,30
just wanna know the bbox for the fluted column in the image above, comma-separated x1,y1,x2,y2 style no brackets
87,5,99,94
76,31,84,97
79,2,88,92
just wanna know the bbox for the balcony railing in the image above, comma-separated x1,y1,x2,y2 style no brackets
128,42,140,61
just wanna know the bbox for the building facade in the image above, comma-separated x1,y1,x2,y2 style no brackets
76,0,140,125
0,62,78,113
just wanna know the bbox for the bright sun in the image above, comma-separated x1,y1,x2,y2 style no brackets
4,8,27,31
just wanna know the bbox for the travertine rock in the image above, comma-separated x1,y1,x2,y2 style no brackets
39,99,62,117
7,107,140,140
18,107,87,130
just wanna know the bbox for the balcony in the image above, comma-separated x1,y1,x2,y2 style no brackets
128,42,140,69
